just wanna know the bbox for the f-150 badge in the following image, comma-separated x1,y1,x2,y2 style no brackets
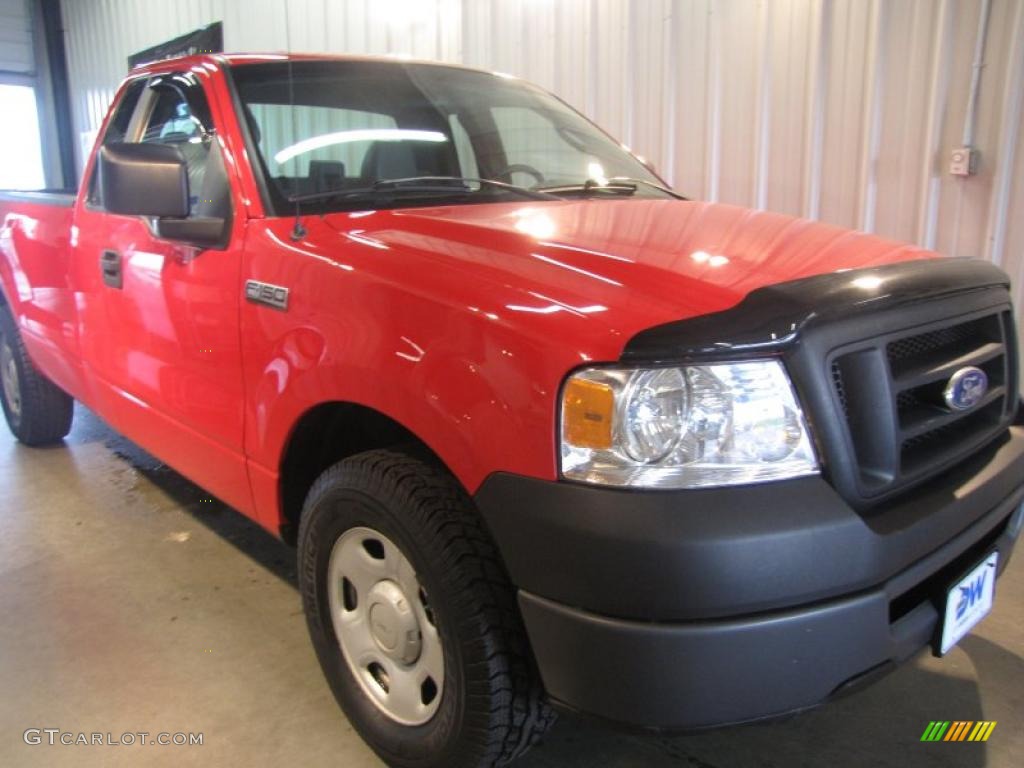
245,280,289,311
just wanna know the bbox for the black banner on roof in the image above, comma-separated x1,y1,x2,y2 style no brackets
127,22,223,70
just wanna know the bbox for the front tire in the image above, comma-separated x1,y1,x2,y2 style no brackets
0,305,73,445
298,449,554,768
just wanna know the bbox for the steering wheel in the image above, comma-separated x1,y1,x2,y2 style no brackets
494,163,546,187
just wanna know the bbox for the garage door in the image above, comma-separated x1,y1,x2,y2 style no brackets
0,0,33,74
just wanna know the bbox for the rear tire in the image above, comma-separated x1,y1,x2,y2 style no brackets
0,305,74,445
298,449,554,768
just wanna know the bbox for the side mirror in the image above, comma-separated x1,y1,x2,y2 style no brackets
99,142,189,217
98,142,228,248
154,216,228,247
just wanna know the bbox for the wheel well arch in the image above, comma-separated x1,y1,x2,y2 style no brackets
277,401,448,543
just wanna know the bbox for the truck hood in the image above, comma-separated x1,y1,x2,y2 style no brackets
320,199,935,356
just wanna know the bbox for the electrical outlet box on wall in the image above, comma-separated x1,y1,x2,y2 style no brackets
949,147,978,177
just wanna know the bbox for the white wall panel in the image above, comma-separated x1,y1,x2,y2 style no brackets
59,0,1024,349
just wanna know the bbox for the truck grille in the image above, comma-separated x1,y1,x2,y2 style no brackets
889,314,1008,473
817,302,1018,506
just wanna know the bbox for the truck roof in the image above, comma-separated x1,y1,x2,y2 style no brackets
129,52,500,78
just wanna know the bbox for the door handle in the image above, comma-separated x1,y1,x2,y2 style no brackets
100,250,122,289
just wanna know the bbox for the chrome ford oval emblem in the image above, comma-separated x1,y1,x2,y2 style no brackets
944,366,989,411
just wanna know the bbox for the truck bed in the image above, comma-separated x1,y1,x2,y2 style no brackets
0,190,76,207
0,188,81,401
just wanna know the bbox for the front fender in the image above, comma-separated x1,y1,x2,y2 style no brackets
239,218,627,529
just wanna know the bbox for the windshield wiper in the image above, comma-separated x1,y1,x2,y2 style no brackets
538,177,686,199
285,176,560,240
607,177,687,199
288,176,559,205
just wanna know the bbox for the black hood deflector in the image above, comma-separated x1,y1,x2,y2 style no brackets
621,258,1011,363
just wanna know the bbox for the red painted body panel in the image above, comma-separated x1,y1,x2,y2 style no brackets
0,201,85,398
0,53,941,538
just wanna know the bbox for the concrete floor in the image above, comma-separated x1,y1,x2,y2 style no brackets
0,404,1021,768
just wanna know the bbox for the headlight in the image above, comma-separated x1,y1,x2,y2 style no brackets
560,360,818,488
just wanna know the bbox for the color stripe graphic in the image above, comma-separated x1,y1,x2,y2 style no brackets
921,722,950,741
920,721,996,742
967,722,997,742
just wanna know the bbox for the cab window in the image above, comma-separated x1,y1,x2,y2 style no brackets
86,78,146,206
136,74,230,221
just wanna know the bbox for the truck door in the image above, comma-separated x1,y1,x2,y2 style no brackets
73,77,146,403
85,71,253,514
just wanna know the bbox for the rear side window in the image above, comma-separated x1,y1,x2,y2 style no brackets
140,81,212,144
86,78,146,205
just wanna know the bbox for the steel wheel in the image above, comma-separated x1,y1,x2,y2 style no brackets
0,339,20,421
327,526,444,726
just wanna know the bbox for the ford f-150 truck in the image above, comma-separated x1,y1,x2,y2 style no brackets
2,54,1022,768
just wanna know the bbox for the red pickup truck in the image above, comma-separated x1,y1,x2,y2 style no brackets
2,53,1022,767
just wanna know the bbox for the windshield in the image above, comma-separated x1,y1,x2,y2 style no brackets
230,59,671,214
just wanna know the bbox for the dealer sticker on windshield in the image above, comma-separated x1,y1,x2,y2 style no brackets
939,552,998,655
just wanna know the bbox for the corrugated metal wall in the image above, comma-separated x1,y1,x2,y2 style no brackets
60,0,1024,327
0,0,34,74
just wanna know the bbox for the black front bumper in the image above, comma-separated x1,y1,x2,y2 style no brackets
474,425,1024,729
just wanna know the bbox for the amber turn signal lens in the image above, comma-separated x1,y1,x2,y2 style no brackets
563,378,614,449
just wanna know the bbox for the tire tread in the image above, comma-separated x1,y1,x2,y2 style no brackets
0,307,73,445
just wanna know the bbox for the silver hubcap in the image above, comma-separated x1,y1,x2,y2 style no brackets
328,527,444,725
1,341,20,419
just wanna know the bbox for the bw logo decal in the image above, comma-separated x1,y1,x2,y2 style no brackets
957,572,988,620
921,721,997,742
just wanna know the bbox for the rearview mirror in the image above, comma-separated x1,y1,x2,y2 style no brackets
99,142,189,218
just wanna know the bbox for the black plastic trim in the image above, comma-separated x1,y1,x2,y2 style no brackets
515,498,1020,729
155,216,229,248
475,426,1024,622
98,142,190,218
622,258,1010,363
792,291,1017,508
